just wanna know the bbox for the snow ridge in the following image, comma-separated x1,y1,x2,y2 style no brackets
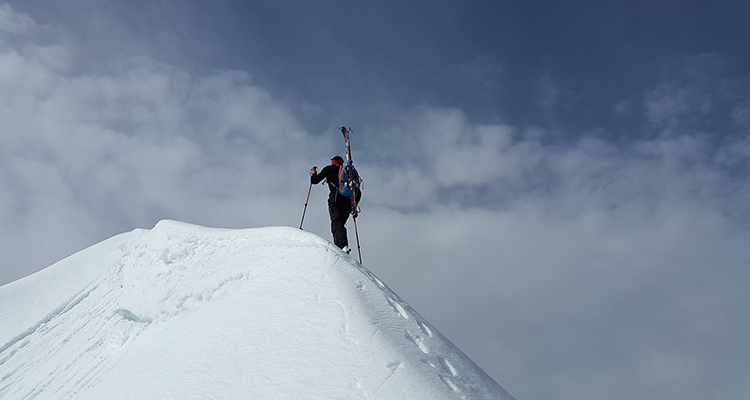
0,220,514,400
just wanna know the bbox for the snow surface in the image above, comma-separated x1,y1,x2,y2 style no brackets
0,220,515,399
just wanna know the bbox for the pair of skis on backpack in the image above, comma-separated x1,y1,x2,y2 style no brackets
339,126,362,216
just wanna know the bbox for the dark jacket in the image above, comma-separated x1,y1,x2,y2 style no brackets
311,164,342,202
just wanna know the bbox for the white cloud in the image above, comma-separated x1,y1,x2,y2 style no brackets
0,16,324,283
363,165,436,209
1,6,750,400
355,98,750,399
641,54,749,138
645,85,707,127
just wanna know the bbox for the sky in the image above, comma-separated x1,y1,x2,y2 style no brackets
1,1,749,399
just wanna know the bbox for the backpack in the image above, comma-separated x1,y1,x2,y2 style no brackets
338,161,362,203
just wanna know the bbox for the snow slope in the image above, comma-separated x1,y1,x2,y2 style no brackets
0,220,514,399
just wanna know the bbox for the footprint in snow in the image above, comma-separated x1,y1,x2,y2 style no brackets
438,356,458,377
417,319,433,337
405,331,429,355
385,296,409,320
440,375,460,392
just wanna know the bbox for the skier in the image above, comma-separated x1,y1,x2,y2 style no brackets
310,155,357,253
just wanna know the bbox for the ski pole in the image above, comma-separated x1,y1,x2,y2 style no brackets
350,194,362,263
299,181,313,230
352,214,362,264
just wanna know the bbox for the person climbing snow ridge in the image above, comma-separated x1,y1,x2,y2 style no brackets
310,155,360,253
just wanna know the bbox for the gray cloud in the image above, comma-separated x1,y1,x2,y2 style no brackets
359,103,750,399
0,3,34,34
1,3,749,400
0,12,323,282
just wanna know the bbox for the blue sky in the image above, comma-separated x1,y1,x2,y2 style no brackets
1,1,749,399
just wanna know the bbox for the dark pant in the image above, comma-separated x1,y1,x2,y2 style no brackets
329,195,352,249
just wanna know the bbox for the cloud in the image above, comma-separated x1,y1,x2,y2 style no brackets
0,11,323,283
645,84,711,129
536,73,563,116
642,54,750,136
357,98,750,399
2,4,750,400
0,3,34,34
459,54,506,90
369,102,748,223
